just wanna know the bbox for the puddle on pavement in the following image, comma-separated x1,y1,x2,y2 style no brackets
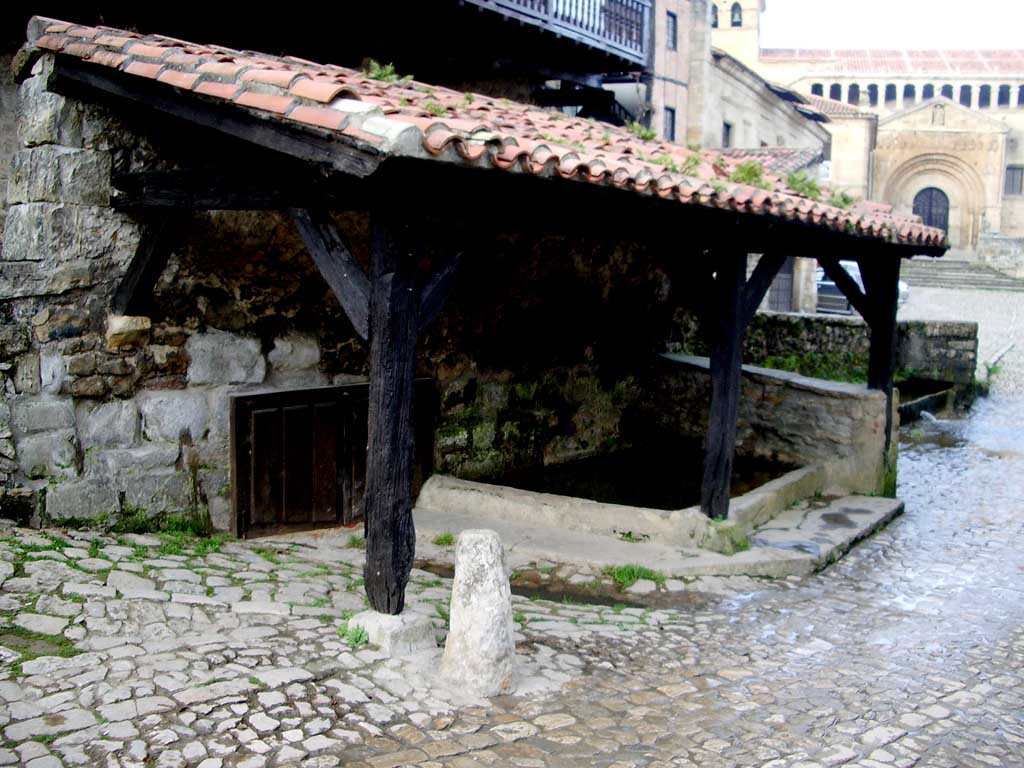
820,512,857,528
416,561,712,610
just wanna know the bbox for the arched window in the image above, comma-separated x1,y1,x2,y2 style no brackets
731,2,742,27
903,84,916,106
979,85,992,108
884,84,897,105
999,85,1011,107
848,84,860,105
941,84,954,99
923,84,935,100
867,84,879,106
914,188,949,232
811,83,824,97
711,4,718,28
829,83,842,101
960,84,972,107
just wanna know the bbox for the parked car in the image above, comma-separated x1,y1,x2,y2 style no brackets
815,260,909,315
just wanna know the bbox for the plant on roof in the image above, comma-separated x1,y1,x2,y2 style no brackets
687,142,702,153
362,59,411,84
626,121,657,141
650,155,681,173
828,190,855,209
711,180,728,194
463,92,476,105
786,170,821,201
680,154,701,176
729,160,769,189
423,100,446,117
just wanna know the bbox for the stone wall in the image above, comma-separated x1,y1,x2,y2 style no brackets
977,233,1024,280
675,311,978,388
639,355,888,494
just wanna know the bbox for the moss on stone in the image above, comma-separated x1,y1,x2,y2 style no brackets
700,519,751,555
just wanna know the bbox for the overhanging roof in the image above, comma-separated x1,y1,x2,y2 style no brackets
22,16,947,251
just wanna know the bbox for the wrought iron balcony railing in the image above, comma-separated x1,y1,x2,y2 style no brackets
464,0,651,66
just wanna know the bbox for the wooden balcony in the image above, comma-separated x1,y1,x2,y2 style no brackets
464,0,651,66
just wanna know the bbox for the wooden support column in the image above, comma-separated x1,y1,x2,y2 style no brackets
859,255,902,450
363,213,420,614
700,252,786,520
111,214,178,315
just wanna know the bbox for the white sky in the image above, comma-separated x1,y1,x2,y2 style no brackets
759,0,1024,50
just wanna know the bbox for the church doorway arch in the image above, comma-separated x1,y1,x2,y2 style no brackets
913,187,950,232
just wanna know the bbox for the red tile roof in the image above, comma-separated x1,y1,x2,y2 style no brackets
802,95,874,118
24,17,946,250
717,147,824,176
761,48,1024,76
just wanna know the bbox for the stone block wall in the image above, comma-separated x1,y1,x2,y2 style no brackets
977,233,1024,280
639,356,888,494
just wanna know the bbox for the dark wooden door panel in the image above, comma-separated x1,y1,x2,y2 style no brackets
233,382,435,536
312,402,339,523
251,408,283,528
283,404,314,524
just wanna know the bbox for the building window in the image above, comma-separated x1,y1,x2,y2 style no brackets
941,84,954,99
960,85,972,107
848,84,860,105
664,107,676,142
1019,86,1024,107
666,11,678,50
731,2,742,27
722,121,733,148
979,85,992,108
867,84,879,106
829,83,842,101
999,84,1011,107
711,5,718,28
903,84,916,105
811,83,823,97
1006,166,1024,196
884,84,897,105
923,84,935,100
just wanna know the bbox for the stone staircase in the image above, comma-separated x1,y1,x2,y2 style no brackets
900,259,1024,292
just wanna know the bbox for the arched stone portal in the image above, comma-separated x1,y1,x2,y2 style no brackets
880,154,987,250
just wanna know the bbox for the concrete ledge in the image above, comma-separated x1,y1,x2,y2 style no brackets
349,610,437,657
415,494,904,580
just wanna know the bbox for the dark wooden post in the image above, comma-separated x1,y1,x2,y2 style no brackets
700,251,746,519
700,251,787,520
363,212,419,614
859,255,902,450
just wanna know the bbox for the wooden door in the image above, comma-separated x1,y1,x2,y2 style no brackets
232,382,434,537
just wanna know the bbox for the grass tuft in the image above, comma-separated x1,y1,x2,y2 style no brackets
431,532,455,547
602,564,666,590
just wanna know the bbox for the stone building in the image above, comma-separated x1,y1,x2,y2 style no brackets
0,16,942,549
711,0,1024,272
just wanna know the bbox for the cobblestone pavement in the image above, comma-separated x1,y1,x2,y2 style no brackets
0,292,1021,767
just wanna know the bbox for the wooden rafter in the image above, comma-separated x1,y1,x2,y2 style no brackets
110,213,178,315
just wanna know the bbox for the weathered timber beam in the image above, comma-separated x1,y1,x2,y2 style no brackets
418,250,462,335
289,208,371,341
110,214,178,315
741,253,787,326
111,170,370,211
50,57,380,178
818,256,873,321
700,251,747,520
363,212,419,614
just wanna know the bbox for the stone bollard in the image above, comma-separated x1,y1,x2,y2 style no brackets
441,529,515,696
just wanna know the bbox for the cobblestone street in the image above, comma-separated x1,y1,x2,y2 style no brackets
1,286,1023,768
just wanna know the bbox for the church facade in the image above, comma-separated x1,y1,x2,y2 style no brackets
711,0,1024,274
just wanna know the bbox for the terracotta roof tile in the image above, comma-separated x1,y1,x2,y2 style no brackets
24,16,947,250
157,69,201,91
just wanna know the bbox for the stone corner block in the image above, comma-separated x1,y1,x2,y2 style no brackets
45,478,119,521
186,329,266,386
349,610,437,657
106,315,151,352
